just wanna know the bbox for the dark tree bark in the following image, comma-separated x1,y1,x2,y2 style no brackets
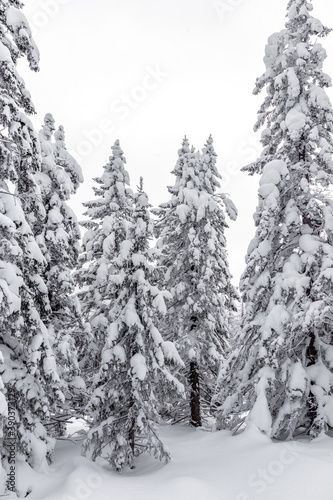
189,360,201,427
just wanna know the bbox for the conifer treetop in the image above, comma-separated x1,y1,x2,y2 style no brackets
246,0,333,175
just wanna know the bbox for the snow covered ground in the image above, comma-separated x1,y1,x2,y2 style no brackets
13,421,333,500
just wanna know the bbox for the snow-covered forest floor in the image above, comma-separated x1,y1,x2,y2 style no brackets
16,420,333,500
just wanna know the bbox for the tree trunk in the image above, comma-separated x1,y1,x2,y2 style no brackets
306,332,318,430
129,396,135,456
189,360,201,427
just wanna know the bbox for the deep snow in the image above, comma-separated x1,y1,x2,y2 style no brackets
12,421,333,500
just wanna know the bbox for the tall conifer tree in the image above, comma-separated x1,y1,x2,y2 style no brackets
82,178,184,471
215,0,333,439
75,140,134,383
0,1,64,471
154,136,238,426
36,114,84,432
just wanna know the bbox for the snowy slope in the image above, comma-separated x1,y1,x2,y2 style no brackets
14,423,333,500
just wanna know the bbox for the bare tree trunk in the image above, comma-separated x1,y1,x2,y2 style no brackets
189,360,202,427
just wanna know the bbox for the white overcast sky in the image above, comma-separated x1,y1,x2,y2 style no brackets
19,0,333,285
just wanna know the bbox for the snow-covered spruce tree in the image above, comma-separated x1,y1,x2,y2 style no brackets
81,175,184,471
215,0,333,439
53,122,85,373
154,136,238,427
0,2,64,471
75,140,134,386
36,114,84,434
